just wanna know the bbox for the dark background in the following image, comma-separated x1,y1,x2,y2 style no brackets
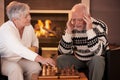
90,0,120,45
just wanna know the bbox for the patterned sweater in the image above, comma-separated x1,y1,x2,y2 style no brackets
58,18,109,61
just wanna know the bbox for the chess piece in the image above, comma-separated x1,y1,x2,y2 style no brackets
71,65,75,75
54,66,58,73
46,65,51,76
42,65,46,76
60,69,65,76
50,66,54,76
66,67,71,76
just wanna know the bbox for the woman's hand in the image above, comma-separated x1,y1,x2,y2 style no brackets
35,55,56,67
41,57,56,67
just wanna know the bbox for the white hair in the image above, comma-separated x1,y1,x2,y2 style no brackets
68,3,90,20
6,1,30,20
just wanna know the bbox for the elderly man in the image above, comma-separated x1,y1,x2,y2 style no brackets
0,1,55,80
57,3,109,80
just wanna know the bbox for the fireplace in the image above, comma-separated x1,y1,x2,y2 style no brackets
31,12,68,47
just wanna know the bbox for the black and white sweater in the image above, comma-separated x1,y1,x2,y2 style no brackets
58,18,109,61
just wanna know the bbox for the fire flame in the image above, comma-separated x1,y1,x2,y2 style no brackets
34,19,55,38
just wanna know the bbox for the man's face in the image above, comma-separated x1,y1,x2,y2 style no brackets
69,9,86,31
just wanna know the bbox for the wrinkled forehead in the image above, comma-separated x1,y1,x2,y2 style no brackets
70,10,84,19
68,4,87,19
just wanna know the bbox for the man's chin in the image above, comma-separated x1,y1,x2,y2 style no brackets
74,26,84,31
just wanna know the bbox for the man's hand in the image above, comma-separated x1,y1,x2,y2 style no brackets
65,20,75,34
83,14,93,30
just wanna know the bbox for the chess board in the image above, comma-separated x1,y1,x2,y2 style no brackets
32,72,87,80
32,65,88,80
41,65,85,76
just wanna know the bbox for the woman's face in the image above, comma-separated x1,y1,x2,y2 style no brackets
15,11,31,29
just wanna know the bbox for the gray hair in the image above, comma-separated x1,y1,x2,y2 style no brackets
6,1,30,20
68,3,89,20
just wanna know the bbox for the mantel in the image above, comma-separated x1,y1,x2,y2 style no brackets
29,0,90,14
30,10,70,14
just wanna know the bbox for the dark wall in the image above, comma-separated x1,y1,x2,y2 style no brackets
5,0,81,10
91,0,120,45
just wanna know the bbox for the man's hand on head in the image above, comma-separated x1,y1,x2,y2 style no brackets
83,14,93,30
66,20,75,34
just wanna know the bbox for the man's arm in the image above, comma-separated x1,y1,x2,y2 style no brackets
86,19,109,56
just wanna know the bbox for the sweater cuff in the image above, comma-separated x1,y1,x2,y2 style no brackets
31,53,38,61
86,29,96,39
62,33,72,42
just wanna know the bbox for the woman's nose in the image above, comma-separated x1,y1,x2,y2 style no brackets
28,15,31,20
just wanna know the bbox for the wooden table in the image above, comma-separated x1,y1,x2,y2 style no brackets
32,72,88,80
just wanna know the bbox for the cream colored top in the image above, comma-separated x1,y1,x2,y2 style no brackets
0,20,38,62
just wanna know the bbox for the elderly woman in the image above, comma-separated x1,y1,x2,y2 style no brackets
57,3,109,80
0,1,55,80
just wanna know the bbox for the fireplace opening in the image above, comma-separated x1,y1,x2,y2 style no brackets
31,13,68,47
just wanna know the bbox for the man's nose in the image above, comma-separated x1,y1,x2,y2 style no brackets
75,20,80,25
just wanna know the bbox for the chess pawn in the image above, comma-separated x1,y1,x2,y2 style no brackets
42,65,46,76
66,67,71,76
71,65,75,75
60,69,65,76
46,65,51,76
50,66,55,76
50,66,56,76
75,70,79,75
54,66,58,73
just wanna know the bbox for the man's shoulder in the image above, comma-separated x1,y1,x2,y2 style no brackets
92,18,108,33
92,18,107,28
